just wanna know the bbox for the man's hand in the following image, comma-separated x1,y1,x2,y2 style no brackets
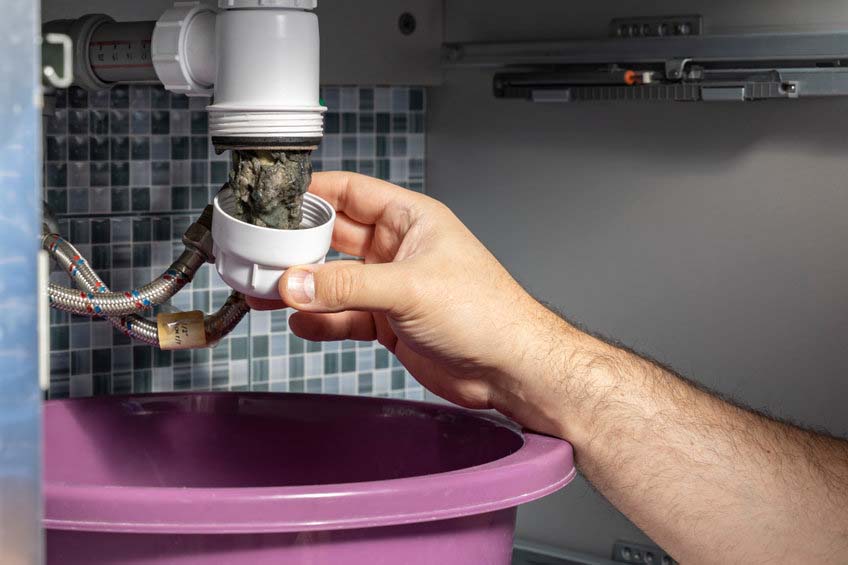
249,171,848,564
248,171,558,430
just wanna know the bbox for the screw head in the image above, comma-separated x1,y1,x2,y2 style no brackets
446,46,463,63
398,12,416,36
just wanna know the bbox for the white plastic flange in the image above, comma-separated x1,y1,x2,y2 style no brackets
219,0,318,9
212,189,336,299
152,2,217,97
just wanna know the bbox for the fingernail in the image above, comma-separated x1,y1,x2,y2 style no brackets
287,269,315,304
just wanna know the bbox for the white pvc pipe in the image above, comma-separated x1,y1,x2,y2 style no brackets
184,11,217,87
53,4,326,143
213,9,319,108
207,7,326,142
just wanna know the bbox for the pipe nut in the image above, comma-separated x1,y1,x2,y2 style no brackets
152,2,216,97
183,206,215,260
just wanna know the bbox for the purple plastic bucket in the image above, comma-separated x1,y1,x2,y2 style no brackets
44,393,575,564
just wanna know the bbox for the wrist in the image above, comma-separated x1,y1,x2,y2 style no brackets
488,300,579,439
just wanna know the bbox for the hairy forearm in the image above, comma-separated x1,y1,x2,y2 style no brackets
498,306,848,564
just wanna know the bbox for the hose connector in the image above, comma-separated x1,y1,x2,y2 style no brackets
182,205,215,262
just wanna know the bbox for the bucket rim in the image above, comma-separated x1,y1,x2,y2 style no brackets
44,392,576,534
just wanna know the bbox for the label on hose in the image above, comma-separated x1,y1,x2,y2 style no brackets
157,311,206,350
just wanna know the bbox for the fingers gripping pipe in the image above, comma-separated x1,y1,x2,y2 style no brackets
44,206,250,349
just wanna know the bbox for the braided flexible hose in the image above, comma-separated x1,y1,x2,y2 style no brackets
204,292,251,345
44,234,162,345
43,238,205,317
44,213,250,348
46,245,201,316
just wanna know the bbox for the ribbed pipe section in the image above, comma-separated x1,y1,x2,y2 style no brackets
208,109,325,140
300,195,334,228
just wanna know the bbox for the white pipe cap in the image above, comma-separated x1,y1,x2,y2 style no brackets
219,0,317,9
211,189,336,299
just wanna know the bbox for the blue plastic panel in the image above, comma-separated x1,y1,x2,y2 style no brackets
0,0,43,562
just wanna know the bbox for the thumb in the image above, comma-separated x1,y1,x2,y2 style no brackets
279,261,404,313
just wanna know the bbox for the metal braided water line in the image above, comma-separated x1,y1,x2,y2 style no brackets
44,233,162,345
45,236,202,317
43,208,251,348
203,292,251,346
45,233,250,347
43,206,215,317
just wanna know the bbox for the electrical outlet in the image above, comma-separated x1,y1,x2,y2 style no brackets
612,541,678,565
610,15,703,39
